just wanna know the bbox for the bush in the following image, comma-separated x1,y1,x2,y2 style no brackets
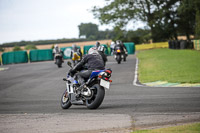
25,44,37,50
13,45,23,51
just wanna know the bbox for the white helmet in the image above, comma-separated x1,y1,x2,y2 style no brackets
55,44,58,48
111,41,115,45
116,40,122,45
88,47,98,54
98,45,105,52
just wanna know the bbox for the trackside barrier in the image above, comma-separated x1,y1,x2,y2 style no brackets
29,49,53,62
194,40,200,50
2,51,28,65
61,46,81,59
84,45,94,55
124,42,135,54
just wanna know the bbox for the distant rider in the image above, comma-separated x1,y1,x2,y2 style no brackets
110,41,116,55
70,44,82,66
53,44,64,63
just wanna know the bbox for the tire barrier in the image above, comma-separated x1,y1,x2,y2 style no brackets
2,51,28,65
29,49,53,62
168,40,194,49
194,40,200,50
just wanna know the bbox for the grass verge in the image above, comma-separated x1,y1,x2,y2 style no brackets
136,42,168,51
137,48,200,83
132,123,200,133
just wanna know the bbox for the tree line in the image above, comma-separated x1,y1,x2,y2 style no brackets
92,0,200,42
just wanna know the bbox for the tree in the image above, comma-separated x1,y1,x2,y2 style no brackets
78,23,99,39
0,47,4,52
125,28,151,44
177,0,196,40
13,45,22,51
194,0,200,39
92,0,184,42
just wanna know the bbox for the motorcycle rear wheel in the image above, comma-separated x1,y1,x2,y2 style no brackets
86,84,105,109
61,91,72,109
116,55,121,64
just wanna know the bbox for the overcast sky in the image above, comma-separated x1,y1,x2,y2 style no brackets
0,0,114,44
0,0,146,44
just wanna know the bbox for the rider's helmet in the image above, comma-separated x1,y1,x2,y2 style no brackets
72,44,77,49
55,44,58,48
95,42,100,48
88,47,98,54
98,45,105,52
116,40,122,45
111,41,115,45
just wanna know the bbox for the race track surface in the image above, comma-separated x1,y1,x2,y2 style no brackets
0,55,200,132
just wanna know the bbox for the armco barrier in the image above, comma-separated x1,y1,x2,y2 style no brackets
2,51,28,65
194,40,200,50
29,49,53,62
124,42,135,54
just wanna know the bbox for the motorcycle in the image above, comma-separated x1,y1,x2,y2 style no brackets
54,53,63,68
113,46,127,64
61,61,112,109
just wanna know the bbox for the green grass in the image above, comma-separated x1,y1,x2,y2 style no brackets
137,48,200,83
132,123,200,133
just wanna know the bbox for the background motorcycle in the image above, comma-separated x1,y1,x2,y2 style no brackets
61,61,112,109
113,46,127,64
54,53,63,68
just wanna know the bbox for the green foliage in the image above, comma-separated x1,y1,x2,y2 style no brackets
126,28,151,44
137,48,200,83
13,45,23,51
133,123,200,133
92,0,199,42
1,38,89,48
78,23,99,39
24,44,37,50
0,47,4,52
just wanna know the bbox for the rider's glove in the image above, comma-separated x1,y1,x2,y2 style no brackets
69,69,76,76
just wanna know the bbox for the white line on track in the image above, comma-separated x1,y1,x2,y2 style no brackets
133,58,143,86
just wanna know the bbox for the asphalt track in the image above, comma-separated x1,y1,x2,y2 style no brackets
0,55,200,133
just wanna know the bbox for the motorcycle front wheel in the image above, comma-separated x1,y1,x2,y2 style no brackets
56,59,62,68
86,84,105,109
61,90,72,109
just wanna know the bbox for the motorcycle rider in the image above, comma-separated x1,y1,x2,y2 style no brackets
53,44,64,63
97,45,107,66
114,40,128,61
95,41,100,49
110,41,116,55
70,44,82,66
69,47,105,90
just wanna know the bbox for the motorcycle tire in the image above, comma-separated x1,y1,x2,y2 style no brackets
124,56,126,61
56,59,62,68
61,91,72,109
116,55,121,64
86,84,105,109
